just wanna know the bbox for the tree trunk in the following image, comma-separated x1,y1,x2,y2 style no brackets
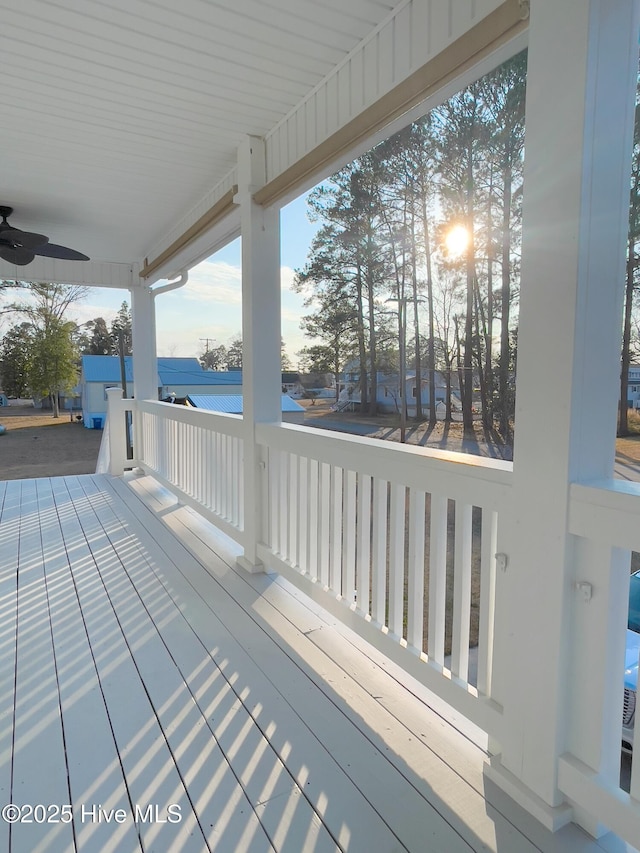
485,166,495,424
463,206,476,431
365,238,378,415
410,225,423,420
419,193,437,427
473,276,490,428
445,366,453,421
454,316,465,425
499,143,513,437
354,259,369,412
619,228,636,435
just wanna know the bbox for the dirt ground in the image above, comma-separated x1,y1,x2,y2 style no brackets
300,397,640,467
0,405,103,481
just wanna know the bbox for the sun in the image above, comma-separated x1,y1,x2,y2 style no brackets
445,224,469,258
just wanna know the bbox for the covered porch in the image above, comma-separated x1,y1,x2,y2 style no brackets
2,0,640,849
0,471,624,852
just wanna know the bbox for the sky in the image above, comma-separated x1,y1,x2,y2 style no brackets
67,193,320,366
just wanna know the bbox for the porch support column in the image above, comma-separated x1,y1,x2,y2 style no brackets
237,135,282,572
488,0,638,831
130,285,157,400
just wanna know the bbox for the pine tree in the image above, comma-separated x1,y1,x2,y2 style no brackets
110,302,133,355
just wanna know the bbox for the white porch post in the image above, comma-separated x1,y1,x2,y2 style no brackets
488,0,639,831
130,284,158,400
237,136,282,571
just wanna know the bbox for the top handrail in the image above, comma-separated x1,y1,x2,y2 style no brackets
257,421,513,508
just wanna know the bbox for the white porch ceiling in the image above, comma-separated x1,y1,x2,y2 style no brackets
0,0,397,271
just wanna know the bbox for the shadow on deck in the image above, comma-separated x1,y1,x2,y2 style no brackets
0,473,631,852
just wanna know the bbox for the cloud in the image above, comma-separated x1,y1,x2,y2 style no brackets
177,260,242,305
281,266,297,292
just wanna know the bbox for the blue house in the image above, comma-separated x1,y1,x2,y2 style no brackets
80,356,243,427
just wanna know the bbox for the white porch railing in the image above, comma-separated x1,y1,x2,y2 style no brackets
107,394,510,738
256,421,511,736
136,399,245,546
104,393,640,844
558,481,640,839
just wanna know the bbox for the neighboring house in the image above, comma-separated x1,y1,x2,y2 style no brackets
80,356,243,427
158,367,243,399
338,369,461,415
627,364,640,410
187,393,305,424
281,371,303,397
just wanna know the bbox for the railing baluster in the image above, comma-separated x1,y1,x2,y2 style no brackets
216,432,222,517
477,509,498,697
219,434,226,519
288,453,298,566
388,483,405,638
299,456,309,574
228,434,233,519
227,435,234,521
356,473,372,616
407,488,426,653
308,458,319,582
279,451,289,561
330,466,343,594
269,447,280,554
428,494,447,668
233,436,240,526
238,437,245,530
208,429,215,511
451,502,473,682
231,435,237,522
319,462,331,587
371,478,387,626
186,422,190,491
343,469,356,603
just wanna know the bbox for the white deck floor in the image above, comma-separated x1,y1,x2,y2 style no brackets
0,473,636,853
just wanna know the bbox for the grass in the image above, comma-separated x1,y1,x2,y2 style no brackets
624,408,640,435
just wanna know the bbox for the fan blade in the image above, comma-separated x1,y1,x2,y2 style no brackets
0,228,49,249
34,242,89,261
0,245,36,265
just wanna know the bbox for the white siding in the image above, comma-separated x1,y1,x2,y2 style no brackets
264,0,504,186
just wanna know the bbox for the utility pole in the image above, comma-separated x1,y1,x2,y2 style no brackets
200,337,214,352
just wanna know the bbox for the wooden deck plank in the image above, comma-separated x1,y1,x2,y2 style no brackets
10,479,75,853
76,476,338,853
106,475,417,852
67,475,294,853
110,473,475,853
82,476,352,853
55,477,211,853
45,477,144,853
0,481,21,853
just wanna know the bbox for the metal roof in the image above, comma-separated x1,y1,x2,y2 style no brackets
81,355,213,384
160,370,243,387
81,355,136,383
188,394,303,413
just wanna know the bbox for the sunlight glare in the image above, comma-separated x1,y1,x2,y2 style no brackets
445,224,469,258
